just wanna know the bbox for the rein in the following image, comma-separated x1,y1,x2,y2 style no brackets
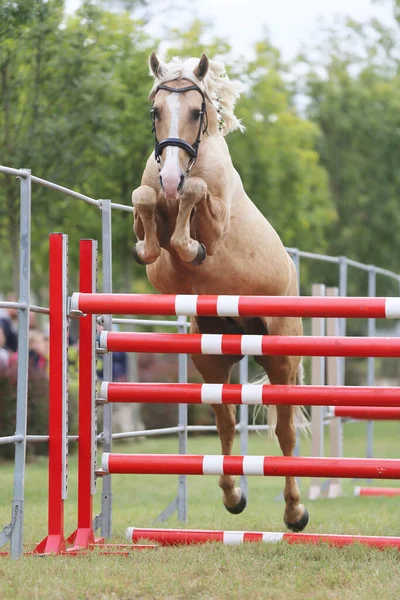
151,84,208,173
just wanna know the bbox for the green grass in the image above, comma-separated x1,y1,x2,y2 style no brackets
1,422,400,599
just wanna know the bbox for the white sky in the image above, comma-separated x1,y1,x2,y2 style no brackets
66,0,395,59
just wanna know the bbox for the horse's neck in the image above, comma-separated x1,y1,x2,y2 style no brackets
194,135,238,197
198,134,232,168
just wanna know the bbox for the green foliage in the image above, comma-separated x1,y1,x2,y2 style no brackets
165,19,231,61
301,9,400,274
0,0,153,295
231,42,336,252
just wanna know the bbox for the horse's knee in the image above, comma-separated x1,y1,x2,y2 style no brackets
132,185,157,214
182,176,207,200
276,428,297,456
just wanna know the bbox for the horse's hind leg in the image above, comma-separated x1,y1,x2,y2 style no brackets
190,319,245,514
256,316,309,532
132,185,161,264
214,402,247,513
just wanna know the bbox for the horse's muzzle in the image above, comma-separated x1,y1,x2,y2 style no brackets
160,172,185,200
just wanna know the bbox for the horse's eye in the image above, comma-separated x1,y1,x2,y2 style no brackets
191,109,202,121
152,107,160,119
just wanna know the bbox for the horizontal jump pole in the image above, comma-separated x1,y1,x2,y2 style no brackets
126,527,400,550
70,293,400,319
333,406,400,420
99,331,400,358
101,453,400,479
99,382,400,407
354,486,400,497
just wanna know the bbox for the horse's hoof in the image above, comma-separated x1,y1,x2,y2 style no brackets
132,244,147,265
224,490,247,515
190,242,207,266
285,508,309,532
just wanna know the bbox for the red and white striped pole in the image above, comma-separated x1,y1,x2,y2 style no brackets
99,382,400,407
354,486,400,497
333,406,400,420
70,293,400,319
100,453,400,479
98,331,400,358
126,527,400,549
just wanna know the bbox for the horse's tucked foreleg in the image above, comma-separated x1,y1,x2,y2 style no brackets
171,177,228,264
193,187,229,256
132,185,161,264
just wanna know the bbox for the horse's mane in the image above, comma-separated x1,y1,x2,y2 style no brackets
149,56,245,136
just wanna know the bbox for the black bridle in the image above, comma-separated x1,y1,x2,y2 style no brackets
151,84,208,174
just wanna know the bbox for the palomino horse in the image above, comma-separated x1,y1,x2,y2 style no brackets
131,53,309,532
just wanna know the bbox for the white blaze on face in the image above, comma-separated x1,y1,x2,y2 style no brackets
159,93,183,200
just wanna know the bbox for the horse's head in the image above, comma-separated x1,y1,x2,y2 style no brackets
149,53,210,200
148,53,244,201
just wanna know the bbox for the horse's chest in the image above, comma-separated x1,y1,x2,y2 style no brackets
147,254,268,296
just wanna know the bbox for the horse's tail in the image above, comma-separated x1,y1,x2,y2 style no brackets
253,361,310,439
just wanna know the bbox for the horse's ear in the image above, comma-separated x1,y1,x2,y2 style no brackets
150,52,165,78
193,54,209,81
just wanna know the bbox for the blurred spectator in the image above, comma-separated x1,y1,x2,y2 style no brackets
96,322,128,382
0,293,19,352
29,310,38,330
111,351,128,381
29,329,49,371
0,324,11,367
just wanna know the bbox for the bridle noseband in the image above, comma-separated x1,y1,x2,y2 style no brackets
151,84,208,173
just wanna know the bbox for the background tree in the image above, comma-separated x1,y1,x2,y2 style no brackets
300,6,400,285
3,1,400,302
231,41,335,255
0,0,153,296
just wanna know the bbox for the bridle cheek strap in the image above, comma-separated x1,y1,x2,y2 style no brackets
152,84,208,172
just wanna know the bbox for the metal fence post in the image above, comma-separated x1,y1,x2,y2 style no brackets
100,200,113,539
9,170,31,559
291,248,301,288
